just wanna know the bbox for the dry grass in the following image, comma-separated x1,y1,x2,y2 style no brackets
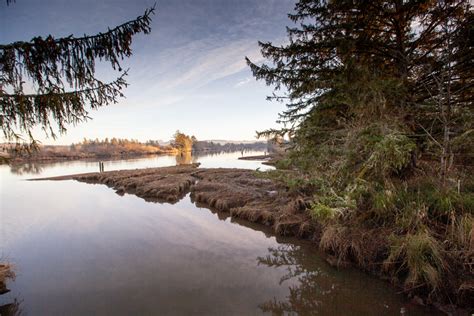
320,224,388,268
383,228,446,292
0,264,14,282
75,164,199,203
0,263,14,294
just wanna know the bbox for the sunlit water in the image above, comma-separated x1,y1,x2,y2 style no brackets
0,151,439,315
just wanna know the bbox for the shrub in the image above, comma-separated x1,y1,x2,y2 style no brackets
310,202,336,221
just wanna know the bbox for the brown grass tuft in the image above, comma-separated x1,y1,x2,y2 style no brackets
320,224,388,268
0,263,15,295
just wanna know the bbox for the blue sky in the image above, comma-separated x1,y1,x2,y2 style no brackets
1,0,295,144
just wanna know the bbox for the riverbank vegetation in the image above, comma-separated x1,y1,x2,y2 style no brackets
246,0,473,310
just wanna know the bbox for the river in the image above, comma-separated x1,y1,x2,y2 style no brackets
0,151,440,315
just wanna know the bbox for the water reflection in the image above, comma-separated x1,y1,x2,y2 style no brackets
256,243,439,316
258,245,333,315
3,150,272,179
175,151,194,165
0,276,21,316
0,299,22,316
8,163,43,175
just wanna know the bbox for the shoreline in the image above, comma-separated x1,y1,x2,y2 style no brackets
238,154,272,160
3,151,177,164
5,150,270,165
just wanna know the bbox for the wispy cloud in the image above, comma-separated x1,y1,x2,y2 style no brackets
160,39,263,91
234,77,252,88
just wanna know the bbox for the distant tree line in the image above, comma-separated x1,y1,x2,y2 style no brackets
192,140,267,152
71,138,176,156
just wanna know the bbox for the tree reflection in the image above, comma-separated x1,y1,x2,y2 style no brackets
175,151,194,165
0,268,21,316
9,163,43,175
258,244,337,315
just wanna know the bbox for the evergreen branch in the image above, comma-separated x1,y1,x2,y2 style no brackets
1,5,155,92
0,5,156,50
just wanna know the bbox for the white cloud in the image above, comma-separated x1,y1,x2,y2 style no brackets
234,77,252,88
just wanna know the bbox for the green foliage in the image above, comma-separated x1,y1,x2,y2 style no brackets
309,203,335,221
360,132,417,181
254,169,321,195
274,158,293,170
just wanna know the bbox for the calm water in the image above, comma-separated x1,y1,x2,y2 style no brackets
0,151,439,315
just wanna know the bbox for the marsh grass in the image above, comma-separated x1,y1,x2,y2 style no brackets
384,229,446,292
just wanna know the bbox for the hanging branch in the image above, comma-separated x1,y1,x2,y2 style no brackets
1,72,128,140
0,4,156,143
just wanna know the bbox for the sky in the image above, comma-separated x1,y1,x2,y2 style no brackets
0,0,296,144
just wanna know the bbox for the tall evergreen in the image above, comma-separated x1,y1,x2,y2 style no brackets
247,0,472,175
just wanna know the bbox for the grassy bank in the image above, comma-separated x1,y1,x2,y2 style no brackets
257,128,473,312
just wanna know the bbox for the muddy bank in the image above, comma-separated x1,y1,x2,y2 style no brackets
238,154,272,160
73,164,199,203
238,154,278,166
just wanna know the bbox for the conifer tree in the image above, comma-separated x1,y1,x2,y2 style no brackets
247,0,472,176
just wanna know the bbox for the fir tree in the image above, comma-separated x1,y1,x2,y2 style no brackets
247,0,472,175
